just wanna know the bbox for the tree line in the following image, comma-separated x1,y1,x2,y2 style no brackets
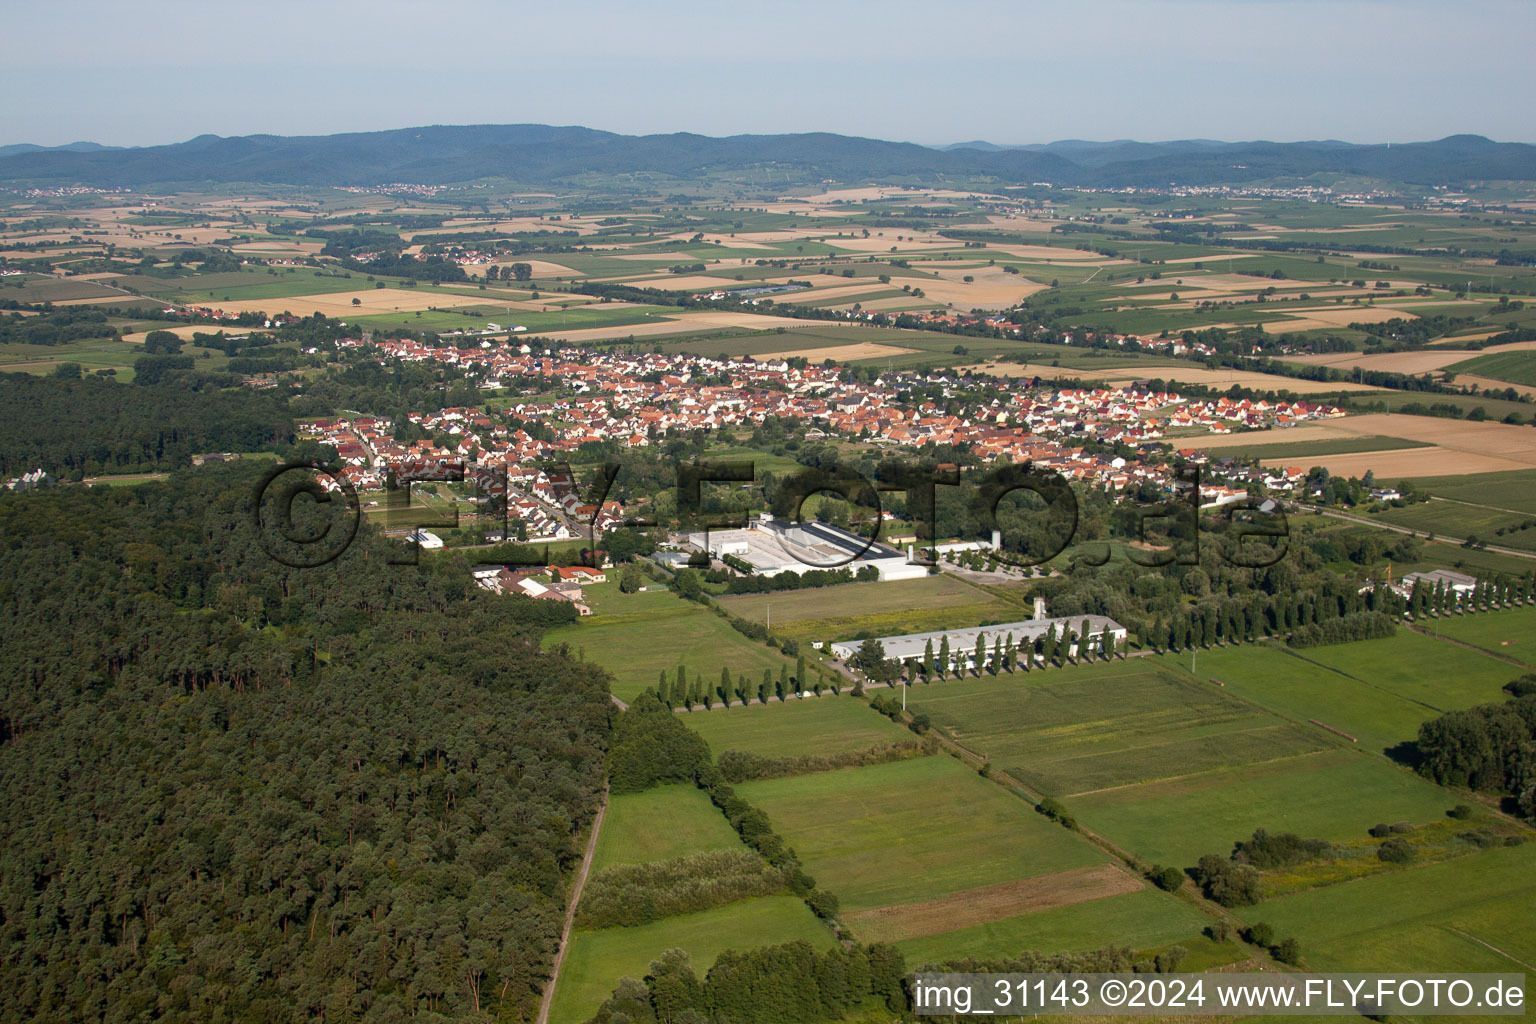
587,942,907,1024
575,850,788,930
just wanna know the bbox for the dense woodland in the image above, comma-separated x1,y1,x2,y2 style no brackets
0,373,299,477
1416,693,1536,816
0,466,612,1022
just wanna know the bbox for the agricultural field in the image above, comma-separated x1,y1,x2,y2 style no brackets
1203,434,1433,462
738,756,1107,912
901,655,1481,868
1407,468,1536,511
681,691,913,759
1294,630,1523,717
906,659,1328,797
552,781,833,1024
543,585,800,703
895,888,1213,967
1182,413,1536,479
549,896,834,1024
1070,748,1457,867
1190,631,1521,736
0,335,146,379
735,754,1200,962
1168,641,1487,757
1449,349,1536,388
1370,498,1536,549
716,573,1021,644
1254,841,1536,975
589,784,743,872
1412,605,1536,666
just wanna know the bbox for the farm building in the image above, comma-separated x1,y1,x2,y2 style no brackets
831,614,1127,674
1401,568,1478,597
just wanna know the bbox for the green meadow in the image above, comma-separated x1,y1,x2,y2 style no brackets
549,896,834,1024
544,587,800,702
895,888,1211,967
1417,605,1536,665
737,756,1105,913
1293,631,1518,717
903,660,1326,797
1254,841,1536,976
717,573,1020,644
682,693,912,760
1070,748,1457,867
590,784,742,872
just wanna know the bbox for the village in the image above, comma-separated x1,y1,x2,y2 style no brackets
304,338,1341,525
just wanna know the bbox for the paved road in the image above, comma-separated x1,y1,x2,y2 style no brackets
535,785,609,1024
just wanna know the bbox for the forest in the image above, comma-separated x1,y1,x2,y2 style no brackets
0,465,613,1022
0,373,298,477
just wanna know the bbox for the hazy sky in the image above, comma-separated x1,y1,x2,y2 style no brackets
4,0,1533,148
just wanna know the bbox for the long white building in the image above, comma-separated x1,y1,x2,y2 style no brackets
830,613,1127,673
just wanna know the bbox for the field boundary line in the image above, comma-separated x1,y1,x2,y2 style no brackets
1447,928,1536,972
1307,505,1536,562
1428,494,1533,517
536,784,609,1024
1405,622,1530,668
1061,748,1333,799
913,706,1259,941
1272,644,1451,715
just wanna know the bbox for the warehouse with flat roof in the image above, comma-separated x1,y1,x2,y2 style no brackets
830,614,1126,673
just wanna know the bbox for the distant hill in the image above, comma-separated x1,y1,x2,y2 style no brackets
0,124,1531,189
0,140,118,159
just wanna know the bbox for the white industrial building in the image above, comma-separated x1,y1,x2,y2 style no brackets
687,513,928,582
830,606,1127,674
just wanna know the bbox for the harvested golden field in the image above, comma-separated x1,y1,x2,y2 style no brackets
857,296,937,312
614,274,743,292
121,323,232,343
466,259,582,279
960,361,1383,393
51,295,140,307
713,230,829,244
1162,252,1263,264
798,186,997,203
991,244,1114,261
229,240,326,256
901,265,1050,306
1258,306,1419,333
537,310,821,343
1292,448,1527,478
607,251,704,262
1453,374,1536,398
208,288,489,318
1183,413,1536,477
403,217,561,239
845,865,1141,944
1288,340,1536,372
753,342,921,362
1430,330,1504,345
1181,424,1346,449
830,235,958,254
1344,413,1536,464
788,281,907,303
